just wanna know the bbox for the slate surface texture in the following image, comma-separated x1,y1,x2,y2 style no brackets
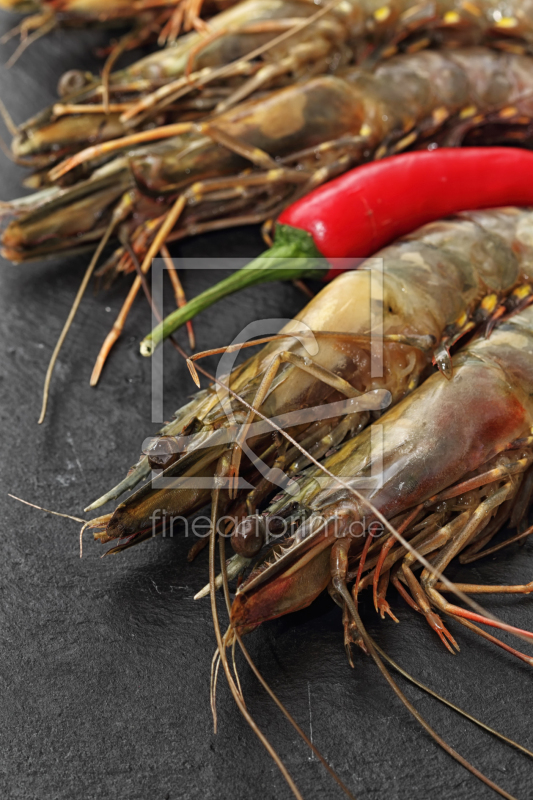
0,14,532,800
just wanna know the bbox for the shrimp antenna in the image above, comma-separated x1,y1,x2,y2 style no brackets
337,583,519,800
159,243,195,351
235,628,358,800
371,637,533,759
5,15,56,70
38,207,125,424
210,649,222,730
7,495,112,559
186,346,532,646
211,477,358,799
207,474,305,800
0,96,18,137
230,634,244,701
8,493,85,523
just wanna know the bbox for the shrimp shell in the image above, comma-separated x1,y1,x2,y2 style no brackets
4,47,533,266
88,207,533,555
11,0,533,167
231,300,533,636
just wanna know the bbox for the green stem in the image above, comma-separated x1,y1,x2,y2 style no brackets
139,225,327,357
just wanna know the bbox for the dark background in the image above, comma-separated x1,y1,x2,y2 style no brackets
0,14,532,799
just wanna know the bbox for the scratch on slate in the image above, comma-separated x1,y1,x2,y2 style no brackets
308,681,315,761
67,431,86,486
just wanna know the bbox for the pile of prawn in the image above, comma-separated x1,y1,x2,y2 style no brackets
6,47,533,272
231,305,533,652
2,12,533,421
10,0,533,172
86,206,533,555
3,4,533,797
2,203,525,799
77,206,533,799
216,299,533,800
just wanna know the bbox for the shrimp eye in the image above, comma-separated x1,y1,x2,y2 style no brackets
57,70,90,97
232,515,266,558
146,436,179,470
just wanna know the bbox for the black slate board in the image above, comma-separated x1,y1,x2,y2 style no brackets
0,15,532,800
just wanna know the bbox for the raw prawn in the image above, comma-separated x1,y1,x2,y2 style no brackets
86,207,533,567
10,0,533,170
6,47,533,419
230,300,533,666
219,298,533,800
6,47,533,268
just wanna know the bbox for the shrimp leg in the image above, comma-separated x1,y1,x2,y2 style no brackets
374,571,399,622
436,581,533,594
237,411,362,516
421,479,533,657
402,559,460,653
214,35,333,113
228,349,365,494
330,538,521,800
400,528,461,653
91,125,312,380
444,616,533,668
461,523,533,564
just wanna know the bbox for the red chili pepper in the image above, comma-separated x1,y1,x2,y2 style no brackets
142,147,533,355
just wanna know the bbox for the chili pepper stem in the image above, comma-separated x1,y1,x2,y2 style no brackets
139,225,326,356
